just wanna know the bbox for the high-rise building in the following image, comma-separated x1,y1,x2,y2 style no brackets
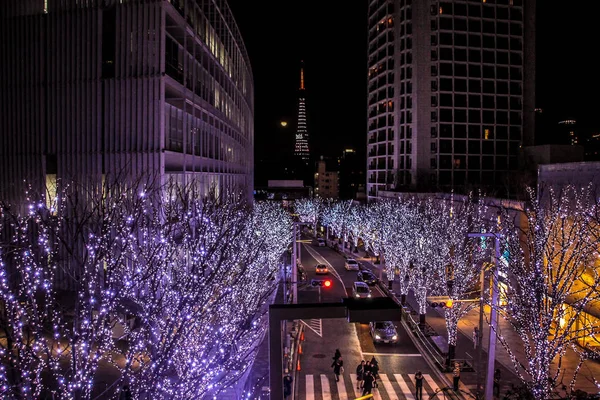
558,119,578,145
294,62,310,166
314,158,339,199
0,0,254,202
366,0,536,200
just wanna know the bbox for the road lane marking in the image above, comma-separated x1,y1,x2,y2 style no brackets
321,374,332,400
422,374,441,395
303,244,345,289
306,374,315,400
362,352,422,357
337,375,348,399
379,374,399,400
393,374,415,400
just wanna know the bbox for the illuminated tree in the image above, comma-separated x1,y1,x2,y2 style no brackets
321,200,353,248
0,178,292,399
495,185,600,400
294,197,323,234
439,194,488,366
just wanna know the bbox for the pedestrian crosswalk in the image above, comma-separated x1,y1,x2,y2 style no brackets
301,373,444,399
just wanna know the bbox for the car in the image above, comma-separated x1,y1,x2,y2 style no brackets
352,281,372,298
315,264,329,274
317,238,326,247
357,270,378,285
369,321,399,344
344,258,360,271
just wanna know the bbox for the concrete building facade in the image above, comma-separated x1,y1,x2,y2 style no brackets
0,0,254,201
366,0,536,200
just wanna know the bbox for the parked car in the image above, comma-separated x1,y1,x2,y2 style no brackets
315,264,329,274
317,238,326,247
369,321,399,344
357,269,378,285
352,281,372,298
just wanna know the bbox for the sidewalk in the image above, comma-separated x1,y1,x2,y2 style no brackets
336,241,600,397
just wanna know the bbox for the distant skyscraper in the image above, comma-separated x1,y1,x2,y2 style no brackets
559,120,578,145
294,62,310,166
366,0,536,199
0,0,254,201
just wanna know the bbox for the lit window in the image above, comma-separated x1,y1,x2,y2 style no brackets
484,129,490,140
439,6,443,13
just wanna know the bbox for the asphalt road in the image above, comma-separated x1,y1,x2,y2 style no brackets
294,237,451,400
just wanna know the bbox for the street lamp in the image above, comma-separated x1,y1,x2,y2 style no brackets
467,231,501,400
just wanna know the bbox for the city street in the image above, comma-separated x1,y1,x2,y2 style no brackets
293,236,451,399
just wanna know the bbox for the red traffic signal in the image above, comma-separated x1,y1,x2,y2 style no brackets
310,279,333,288
323,279,332,288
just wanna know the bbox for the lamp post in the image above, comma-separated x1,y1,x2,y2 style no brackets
467,232,501,400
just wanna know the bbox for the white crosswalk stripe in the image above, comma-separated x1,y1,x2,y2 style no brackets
306,374,315,400
393,374,415,400
302,373,442,399
379,374,399,400
337,375,348,400
321,374,332,400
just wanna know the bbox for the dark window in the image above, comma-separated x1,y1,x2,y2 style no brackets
496,126,508,139
455,33,467,47
469,49,481,63
483,96,495,108
468,5,481,18
469,79,481,93
440,108,452,122
455,140,466,154
440,140,452,153
469,110,481,123
469,18,481,31
497,7,509,20
511,23,522,36
483,142,494,156
440,63,453,76
483,80,495,94
483,35,495,49
454,3,467,16
482,6,495,19
431,50,438,61
454,109,467,122
497,66,509,80
468,140,480,154
497,22,509,35
469,34,481,48
510,67,522,80
441,93,453,106
497,52,509,65
483,50,495,64
431,95,438,107
431,142,438,153
456,63,467,77
455,48,467,62
102,7,116,78
510,126,522,141
431,157,438,168
431,126,438,137
511,8,523,21
441,48,453,61
469,156,481,169
497,81,509,94
469,94,481,108
510,82,522,95
469,64,481,78
431,80,438,91
431,19,438,30
440,78,453,91
483,65,495,79
497,96,509,110
482,156,494,170
483,110,495,124
496,111,508,125
510,52,522,66
431,35,438,46
440,17,453,30
469,125,481,138
510,97,522,110
455,79,467,92
431,65,438,76
441,124,452,138
455,94,467,107
455,18,468,31
483,20,495,34
440,32,453,45
510,111,521,124
455,124,467,138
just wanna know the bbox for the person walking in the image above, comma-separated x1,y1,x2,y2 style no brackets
283,373,293,399
355,360,366,389
370,357,379,388
473,327,479,349
332,355,343,382
332,348,341,362
414,370,424,400
362,371,374,396
493,368,501,396
453,362,461,391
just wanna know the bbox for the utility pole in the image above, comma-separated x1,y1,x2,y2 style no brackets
467,232,501,400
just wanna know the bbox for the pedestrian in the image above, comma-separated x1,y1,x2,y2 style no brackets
370,358,379,388
414,370,424,400
283,373,293,399
331,355,343,382
362,371,374,396
356,360,366,389
332,348,341,362
493,368,501,396
473,327,479,349
453,362,461,391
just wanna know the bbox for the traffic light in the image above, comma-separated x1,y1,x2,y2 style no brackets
311,279,333,288
427,298,454,309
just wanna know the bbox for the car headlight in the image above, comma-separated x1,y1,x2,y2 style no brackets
368,294,372,297
392,335,397,340
375,335,381,340
356,294,360,298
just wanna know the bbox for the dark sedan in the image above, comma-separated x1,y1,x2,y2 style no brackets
357,270,378,285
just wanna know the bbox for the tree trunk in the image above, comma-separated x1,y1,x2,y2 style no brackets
401,294,406,305
446,344,456,369
419,313,426,327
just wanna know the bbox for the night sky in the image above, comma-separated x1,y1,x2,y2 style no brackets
226,1,599,185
